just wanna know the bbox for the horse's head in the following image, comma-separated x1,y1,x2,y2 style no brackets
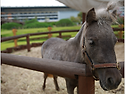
82,2,122,91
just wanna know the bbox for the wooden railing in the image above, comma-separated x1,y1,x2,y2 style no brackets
1,28,124,53
1,53,124,94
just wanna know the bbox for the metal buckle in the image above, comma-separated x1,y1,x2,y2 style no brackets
116,62,121,70
91,64,95,71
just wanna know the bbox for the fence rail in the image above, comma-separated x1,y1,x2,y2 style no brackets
1,29,79,42
2,53,124,78
1,34,28,42
1,53,124,94
1,28,124,53
1,53,86,79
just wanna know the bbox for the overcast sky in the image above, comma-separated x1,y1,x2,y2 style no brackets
1,0,65,7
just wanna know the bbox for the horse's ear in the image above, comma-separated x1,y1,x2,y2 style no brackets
86,8,96,24
112,10,117,19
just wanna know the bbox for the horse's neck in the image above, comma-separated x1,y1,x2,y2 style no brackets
68,22,86,47
74,22,86,43
68,22,86,63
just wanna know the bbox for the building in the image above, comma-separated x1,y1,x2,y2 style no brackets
1,6,80,22
118,7,124,17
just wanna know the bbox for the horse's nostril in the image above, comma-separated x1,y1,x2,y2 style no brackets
107,77,114,85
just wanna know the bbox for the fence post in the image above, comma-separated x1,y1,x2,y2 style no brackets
78,65,95,94
78,76,95,94
26,34,30,52
59,32,62,38
82,13,86,23
48,26,52,38
118,31,123,39
12,28,18,47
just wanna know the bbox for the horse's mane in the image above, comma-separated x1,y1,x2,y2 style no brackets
95,0,120,24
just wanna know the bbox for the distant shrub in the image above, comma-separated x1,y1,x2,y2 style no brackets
46,22,57,26
1,22,22,30
117,17,124,24
56,19,74,27
23,18,55,28
25,18,38,24
70,16,81,25
24,22,52,28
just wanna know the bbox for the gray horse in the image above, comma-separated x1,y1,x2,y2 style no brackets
41,2,122,94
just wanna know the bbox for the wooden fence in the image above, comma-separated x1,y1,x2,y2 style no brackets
1,28,124,53
1,53,124,94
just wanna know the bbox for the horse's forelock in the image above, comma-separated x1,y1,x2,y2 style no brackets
95,8,116,24
95,1,119,24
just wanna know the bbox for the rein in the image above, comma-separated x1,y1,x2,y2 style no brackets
81,24,121,79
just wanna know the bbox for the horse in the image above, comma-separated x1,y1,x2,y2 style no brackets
41,2,122,94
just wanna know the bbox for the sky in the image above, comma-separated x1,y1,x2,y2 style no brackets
1,0,65,7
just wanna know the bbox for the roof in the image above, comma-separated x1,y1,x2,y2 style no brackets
1,6,69,9
57,0,123,13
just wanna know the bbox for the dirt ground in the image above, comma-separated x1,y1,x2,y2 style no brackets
1,42,124,94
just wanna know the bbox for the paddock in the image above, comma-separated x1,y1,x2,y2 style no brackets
1,42,124,94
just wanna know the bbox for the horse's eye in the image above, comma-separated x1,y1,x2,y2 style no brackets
89,40,95,46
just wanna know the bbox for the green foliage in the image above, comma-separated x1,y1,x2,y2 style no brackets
24,22,52,28
23,18,54,28
70,16,81,24
46,22,57,26
1,18,74,30
77,12,82,22
25,18,38,24
117,17,124,24
1,22,22,30
56,19,74,27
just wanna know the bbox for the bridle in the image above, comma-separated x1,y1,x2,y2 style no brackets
82,41,121,80
82,24,121,80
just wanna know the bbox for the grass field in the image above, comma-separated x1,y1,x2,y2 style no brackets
1,26,80,50
1,26,81,37
1,25,123,51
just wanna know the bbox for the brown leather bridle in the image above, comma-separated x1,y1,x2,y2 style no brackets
82,26,121,79
83,47,121,80
84,50,121,70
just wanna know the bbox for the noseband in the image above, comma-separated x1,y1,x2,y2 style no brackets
82,45,121,79
83,49,121,70
82,25,121,79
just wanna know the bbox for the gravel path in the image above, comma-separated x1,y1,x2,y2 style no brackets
1,43,124,94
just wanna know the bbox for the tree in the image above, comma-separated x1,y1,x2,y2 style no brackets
70,16,80,25
77,12,82,23
56,19,74,26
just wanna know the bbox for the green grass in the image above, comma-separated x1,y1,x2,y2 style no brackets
1,41,27,50
111,25,119,28
1,25,123,51
1,26,81,50
1,26,81,37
